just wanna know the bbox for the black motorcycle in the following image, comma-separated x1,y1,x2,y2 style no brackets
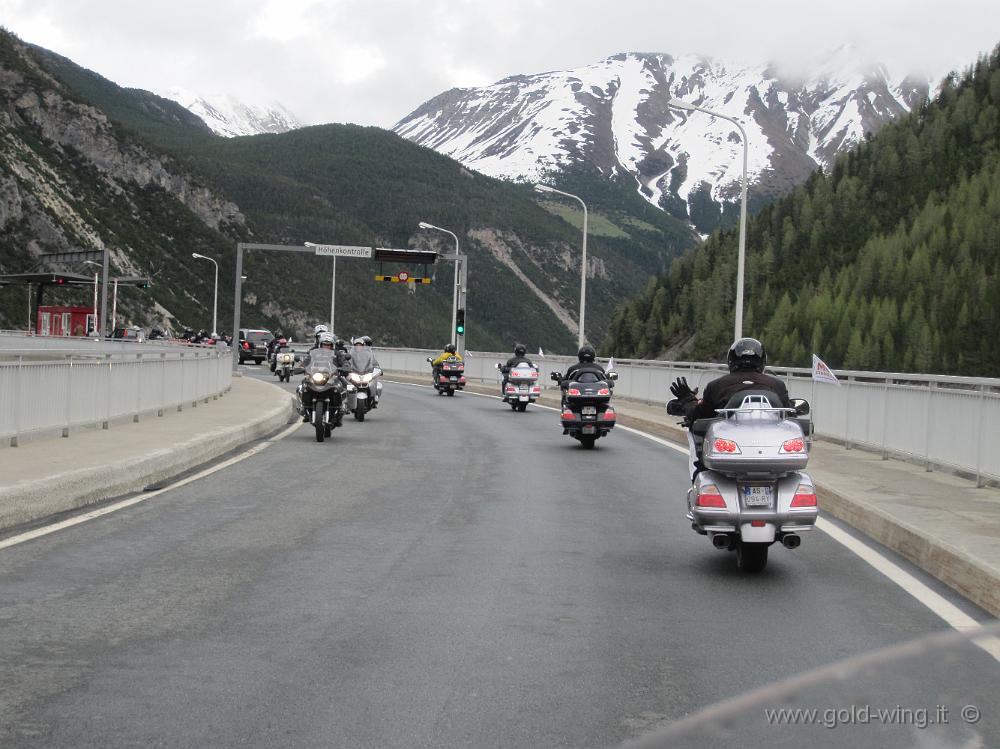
295,350,348,443
550,370,618,449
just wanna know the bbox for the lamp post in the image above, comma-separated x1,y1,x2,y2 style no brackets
534,184,588,348
418,222,461,348
191,252,219,336
667,97,749,339
83,260,100,335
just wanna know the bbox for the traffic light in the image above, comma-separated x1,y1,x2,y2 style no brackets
455,308,466,336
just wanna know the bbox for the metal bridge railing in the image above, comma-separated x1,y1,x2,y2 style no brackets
377,348,999,486
0,349,232,446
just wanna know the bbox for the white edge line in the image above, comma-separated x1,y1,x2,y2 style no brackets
0,421,302,551
386,379,1000,656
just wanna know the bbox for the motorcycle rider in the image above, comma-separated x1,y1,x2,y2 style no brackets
432,343,462,365
501,343,535,390
297,332,351,423
668,338,792,478
556,345,608,406
311,324,330,349
347,336,382,409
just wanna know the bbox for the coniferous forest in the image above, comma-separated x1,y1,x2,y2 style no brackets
604,45,1000,376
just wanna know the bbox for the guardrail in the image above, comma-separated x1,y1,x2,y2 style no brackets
0,331,207,355
0,349,232,446
376,347,1000,486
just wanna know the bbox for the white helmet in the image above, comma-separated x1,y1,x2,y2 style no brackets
314,324,329,336
318,331,335,347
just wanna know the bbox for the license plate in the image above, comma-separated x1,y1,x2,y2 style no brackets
519,395,529,401
742,486,773,507
450,376,458,381
520,386,529,392
582,425,596,435
582,406,597,415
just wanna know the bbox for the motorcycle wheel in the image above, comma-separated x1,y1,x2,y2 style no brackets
736,542,769,573
447,390,455,397
579,435,597,449
509,401,518,411
314,402,326,443
517,402,528,412
354,406,365,422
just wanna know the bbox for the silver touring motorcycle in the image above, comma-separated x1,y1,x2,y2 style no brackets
681,390,818,572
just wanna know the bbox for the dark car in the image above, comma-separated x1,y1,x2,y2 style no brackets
237,328,273,364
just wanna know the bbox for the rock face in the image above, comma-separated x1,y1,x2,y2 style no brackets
0,32,244,330
395,48,930,233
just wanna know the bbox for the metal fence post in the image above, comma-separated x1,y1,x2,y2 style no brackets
178,353,184,412
11,355,22,446
63,355,73,438
103,354,111,430
925,381,935,471
134,353,142,423
975,384,986,488
159,353,166,417
844,376,852,450
881,377,892,460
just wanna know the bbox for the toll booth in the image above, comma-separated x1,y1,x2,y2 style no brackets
37,305,95,336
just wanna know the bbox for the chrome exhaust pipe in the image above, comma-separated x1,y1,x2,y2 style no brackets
712,534,732,550
782,534,801,550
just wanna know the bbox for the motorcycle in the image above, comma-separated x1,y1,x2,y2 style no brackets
295,349,347,443
426,356,466,396
274,350,296,383
345,347,383,421
496,362,541,411
549,369,618,448
673,390,817,572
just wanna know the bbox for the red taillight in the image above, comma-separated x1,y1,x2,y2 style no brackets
696,485,726,508
791,486,817,508
597,387,610,396
713,438,740,454
782,438,805,453
750,520,766,527
602,408,616,421
531,386,541,393
560,409,575,421
459,376,466,383
568,388,581,396
505,386,516,393
242,341,250,350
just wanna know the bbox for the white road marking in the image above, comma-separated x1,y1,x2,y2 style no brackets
0,421,302,551
386,379,999,654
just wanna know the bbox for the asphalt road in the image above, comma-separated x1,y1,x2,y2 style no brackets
0,369,995,748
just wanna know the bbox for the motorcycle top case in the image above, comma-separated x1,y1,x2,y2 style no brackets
702,414,808,475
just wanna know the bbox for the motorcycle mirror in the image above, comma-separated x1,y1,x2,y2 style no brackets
426,357,433,363
608,371,619,381
793,398,810,415
549,371,563,382
495,363,502,369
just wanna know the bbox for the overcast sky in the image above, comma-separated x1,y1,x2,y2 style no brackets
2,0,997,127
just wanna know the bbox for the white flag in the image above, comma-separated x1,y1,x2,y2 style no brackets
607,356,616,371
811,354,840,385
538,347,545,358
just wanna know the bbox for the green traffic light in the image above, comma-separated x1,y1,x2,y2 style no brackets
456,326,465,335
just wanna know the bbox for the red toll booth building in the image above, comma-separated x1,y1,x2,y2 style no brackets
37,306,96,336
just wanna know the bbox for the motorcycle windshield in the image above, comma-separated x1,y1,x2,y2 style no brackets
349,347,376,373
305,350,337,373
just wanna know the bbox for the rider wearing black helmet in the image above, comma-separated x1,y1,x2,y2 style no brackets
501,343,535,389
668,338,792,423
562,345,607,384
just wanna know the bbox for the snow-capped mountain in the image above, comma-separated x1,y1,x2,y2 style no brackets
161,88,301,137
394,47,929,231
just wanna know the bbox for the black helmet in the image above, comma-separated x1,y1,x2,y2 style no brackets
727,338,766,373
335,338,348,351
445,343,457,354
514,343,526,357
577,345,596,363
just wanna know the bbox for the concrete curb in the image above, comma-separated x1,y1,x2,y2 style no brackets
0,378,295,531
384,370,1000,617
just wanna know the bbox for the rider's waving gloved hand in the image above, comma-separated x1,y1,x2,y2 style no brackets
667,377,699,416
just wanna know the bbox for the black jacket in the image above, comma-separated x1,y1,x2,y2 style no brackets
503,355,535,372
563,361,607,385
683,370,791,422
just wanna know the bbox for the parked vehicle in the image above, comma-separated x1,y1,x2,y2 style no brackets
237,329,273,365
426,356,466,396
550,369,618,448
679,390,817,572
496,361,541,411
295,349,347,443
109,326,145,342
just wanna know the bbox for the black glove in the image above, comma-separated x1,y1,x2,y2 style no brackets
670,376,698,403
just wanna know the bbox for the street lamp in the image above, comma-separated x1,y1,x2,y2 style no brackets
191,252,219,336
418,222,461,347
534,183,588,348
668,97,749,340
83,260,100,335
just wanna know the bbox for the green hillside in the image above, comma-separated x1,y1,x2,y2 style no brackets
8,35,696,353
605,45,1000,376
